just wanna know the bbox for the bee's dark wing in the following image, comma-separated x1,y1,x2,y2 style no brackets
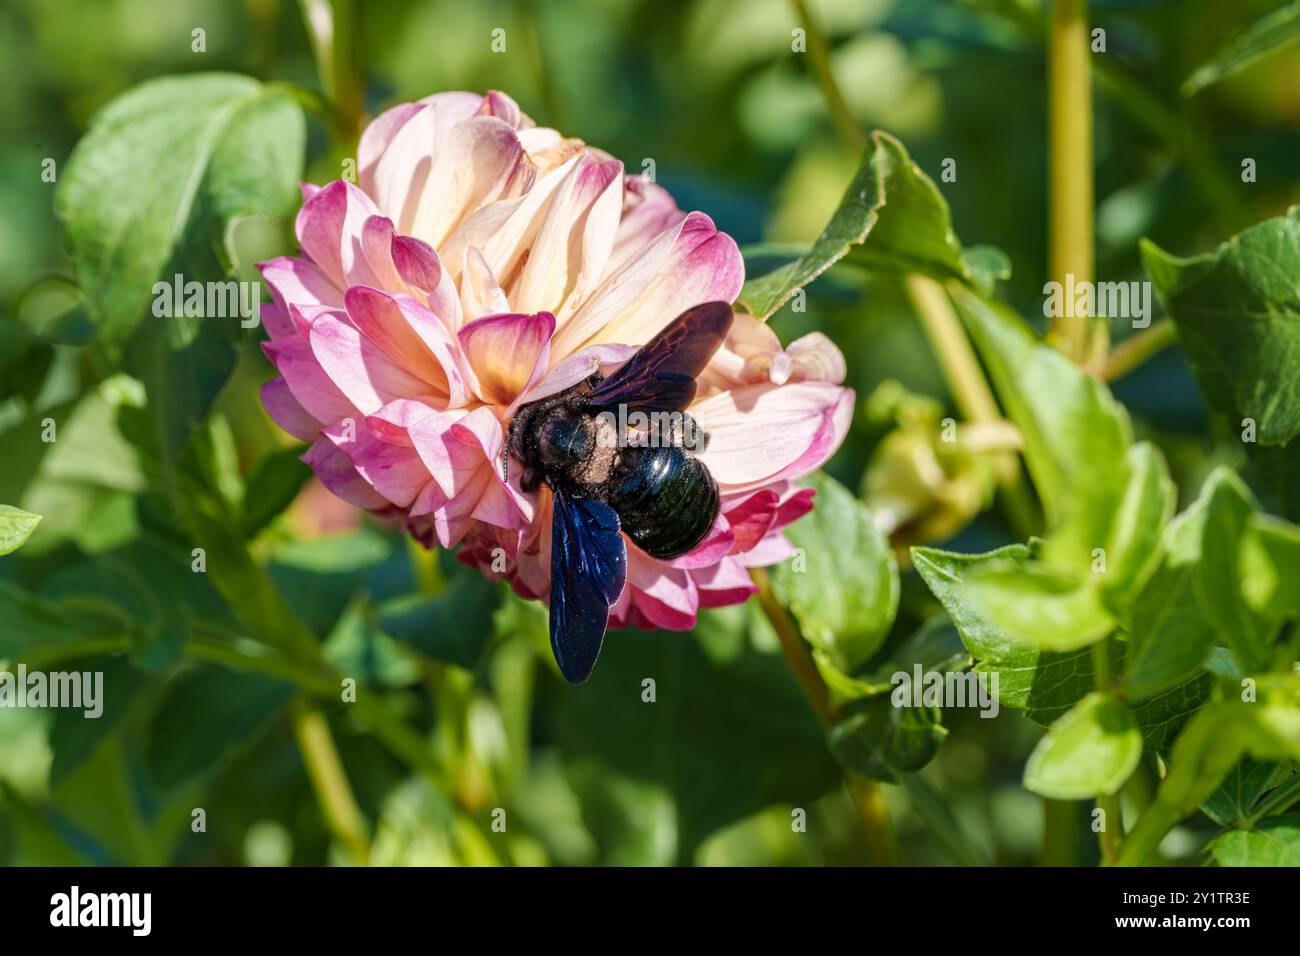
584,301,733,414
549,487,627,684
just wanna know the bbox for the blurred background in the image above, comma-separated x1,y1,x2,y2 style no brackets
1,0,1298,866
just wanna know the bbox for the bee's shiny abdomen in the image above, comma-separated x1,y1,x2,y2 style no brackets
609,445,719,559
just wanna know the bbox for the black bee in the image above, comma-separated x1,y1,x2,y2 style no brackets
506,301,733,684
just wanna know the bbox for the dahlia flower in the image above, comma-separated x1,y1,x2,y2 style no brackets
258,90,853,631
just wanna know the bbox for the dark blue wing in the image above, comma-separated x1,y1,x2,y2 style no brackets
549,488,627,684
584,301,732,414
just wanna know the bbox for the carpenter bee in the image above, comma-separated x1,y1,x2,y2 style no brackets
506,301,733,684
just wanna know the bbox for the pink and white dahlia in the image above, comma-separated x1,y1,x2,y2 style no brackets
258,90,853,631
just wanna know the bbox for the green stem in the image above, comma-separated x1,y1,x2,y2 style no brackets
750,568,899,864
299,0,364,141
899,773,990,866
790,0,864,151
1098,319,1177,382
289,699,371,865
187,635,451,792
1048,0,1100,365
909,276,1039,539
1039,799,1081,865
1115,800,1179,866
1092,637,1124,863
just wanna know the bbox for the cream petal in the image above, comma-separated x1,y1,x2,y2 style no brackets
693,381,855,492
512,156,623,316
407,116,531,248
552,211,743,356
457,311,555,407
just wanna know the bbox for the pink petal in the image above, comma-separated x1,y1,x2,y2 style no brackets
626,551,697,630
342,286,467,404
522,343,637,404
261,333,354,425
323,420,432,509
260,302,295,341
258,256,342,314
366,93,487,224
721,489,781,553
608,176,685,275
261,377,324,442
308,311,440,415
302,437,388,510
358,102,425,196
693,557,759,608
294,180,382,288
669,512,734,569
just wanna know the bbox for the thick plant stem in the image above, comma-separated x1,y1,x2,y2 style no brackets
751,567,899,864
1039,799,1080,865
790,0,864,151
752,567,833,725
289,700,371,865
1048,0,1099,364
1115,800,1179,866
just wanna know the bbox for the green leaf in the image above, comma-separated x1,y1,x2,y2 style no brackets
1142,215,1300,446
1208,813,1300,866
737,131,1002,318
56,72,305,360
1122,495,1217,699
1200,758,1283,826
829,694,946,783
142,664,293,790
1100,442,1175,614
1241,513,1300,620
912,545,1096,722
241,444,311,538
950,285,1133,569
962,561,1115,652
1183,2,1300,96
0,505,41,555
770,471,899,676
379,571,503,669
1023,693,1142,799
0,582,126,658
0,382,146,554
547,614,840,858
1196,469,1275,672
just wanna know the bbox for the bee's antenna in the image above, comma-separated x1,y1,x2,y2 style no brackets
501,442,509,484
